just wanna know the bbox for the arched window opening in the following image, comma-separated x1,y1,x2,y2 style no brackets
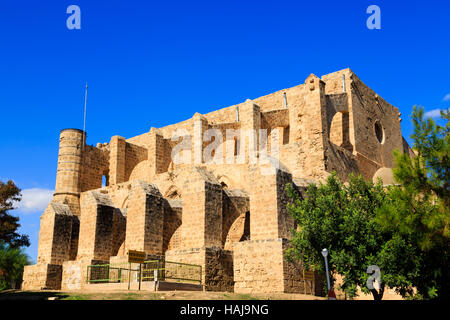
374,121,385,144
239,211,250,242
102,174,109,187
329,112,352,152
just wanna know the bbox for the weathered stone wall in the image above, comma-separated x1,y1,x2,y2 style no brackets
37,203,74,265
222,189,249,250
261,109,289,130
326,93,352,152
233,238,322,294
324,143,360,182
76,192,115,260
108,137,149,184
69,215,80,260
249,168,294,240
81,145,109,192
111,209,126,256
22,264,62,290
61,258,108,291
109,136,126,185
105,70,404,185
163,199,182,252
181,167,222,249
50,69,409,190
24,69,413,295
124,142,148,181
61,260,84,291
348,73,403,168
204,247,234,292
125,181,164,255
233,239,285,293
165,246,234,292
148,128,172,175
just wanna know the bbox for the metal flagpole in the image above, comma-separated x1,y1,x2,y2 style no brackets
82,83,88,150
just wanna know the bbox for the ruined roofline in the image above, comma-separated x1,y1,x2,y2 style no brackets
123,70,342,143
322,67,399,111
155,69,353,126
120,69,395,147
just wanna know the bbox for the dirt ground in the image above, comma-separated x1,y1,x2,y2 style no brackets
0,289,327,300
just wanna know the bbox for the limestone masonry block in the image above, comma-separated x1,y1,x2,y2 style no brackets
22,263,63,290
125,181,164,255
181,167,223,249
23,69,411,298
76,191,115,260
37,202,74,265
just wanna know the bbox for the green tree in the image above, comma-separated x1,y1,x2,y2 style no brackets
286,172,430,300
376,106,449,300
287,174,404,300
0,180,29,248
285,106,449,300
0,241,31,290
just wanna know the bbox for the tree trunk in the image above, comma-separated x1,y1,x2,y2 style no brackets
371,285,385,301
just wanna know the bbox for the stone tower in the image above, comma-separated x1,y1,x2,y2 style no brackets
53,128,86,216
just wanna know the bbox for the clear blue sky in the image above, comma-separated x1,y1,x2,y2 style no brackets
0,0,449,262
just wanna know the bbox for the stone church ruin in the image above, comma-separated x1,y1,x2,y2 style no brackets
22,69,414,294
